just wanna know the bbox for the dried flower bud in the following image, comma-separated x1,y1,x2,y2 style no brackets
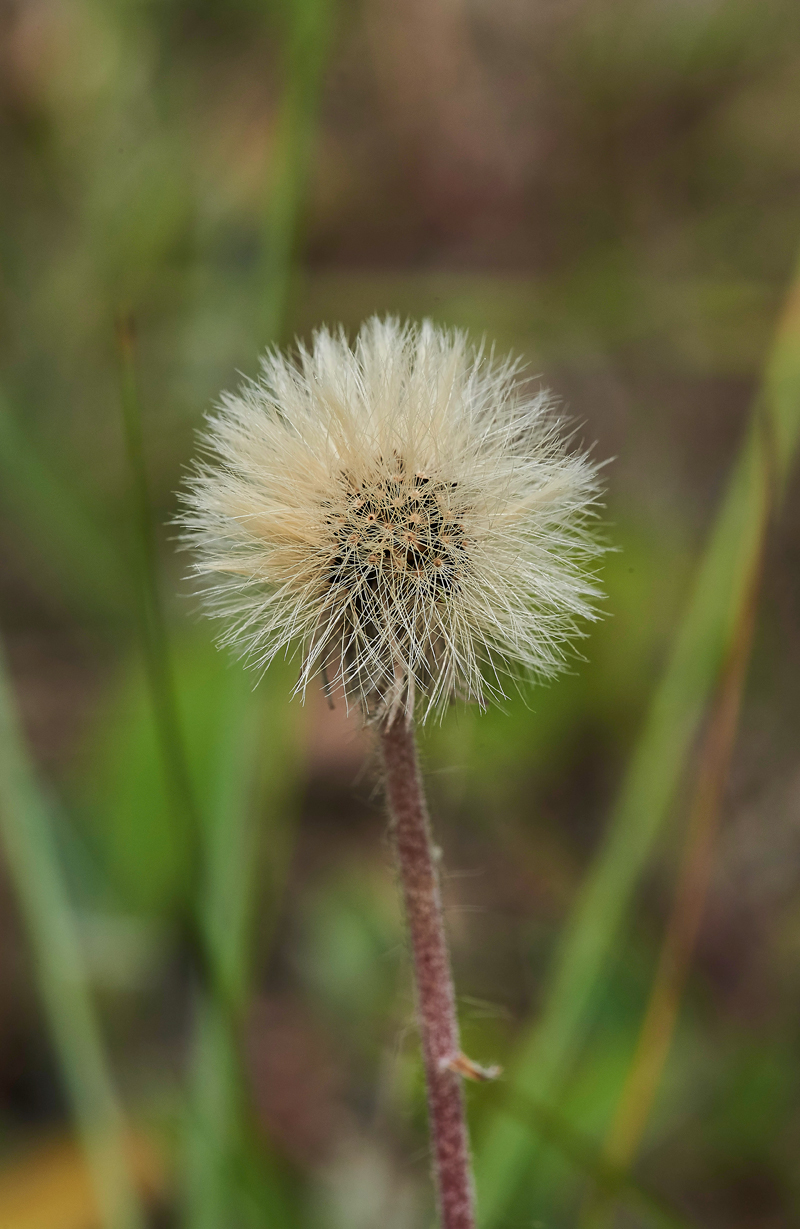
179,316,604,722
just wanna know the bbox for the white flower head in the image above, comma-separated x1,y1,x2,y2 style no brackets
180,316,604,723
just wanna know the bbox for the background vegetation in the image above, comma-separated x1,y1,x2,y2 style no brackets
1,0,800,1226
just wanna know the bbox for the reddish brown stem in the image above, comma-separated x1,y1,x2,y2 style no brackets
379,716,475,1229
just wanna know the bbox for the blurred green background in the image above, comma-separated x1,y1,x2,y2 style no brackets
1,1,800,1227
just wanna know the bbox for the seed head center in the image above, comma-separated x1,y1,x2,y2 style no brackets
326,462,468,597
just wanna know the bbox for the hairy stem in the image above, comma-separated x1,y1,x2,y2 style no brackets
379,716,475,1229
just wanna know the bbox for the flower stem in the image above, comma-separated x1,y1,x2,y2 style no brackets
379,716,475,1229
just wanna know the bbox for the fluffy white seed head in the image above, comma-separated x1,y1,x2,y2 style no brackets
179,316,604,723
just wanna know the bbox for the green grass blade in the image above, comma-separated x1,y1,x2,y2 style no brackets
475,256,800,1224
181,661,304,1229
200,665,300,1009
0,637,146,1229
260,0,336,346
117,318,200,861
182,997,244,1229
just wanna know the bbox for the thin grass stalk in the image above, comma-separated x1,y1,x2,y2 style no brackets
183,996,245,1229
0,638,146,1229
116,321,226,1225
579,460,769,1229
260,0,335,346
475,251,800,1225
380,716,475,1229
117,316,200,862
181,678,253,1229
114,323,243,1225
181,667,302,1229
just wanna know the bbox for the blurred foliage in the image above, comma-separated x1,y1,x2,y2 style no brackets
1,0,800,1227
474,255,800,1224
0,639,146,1229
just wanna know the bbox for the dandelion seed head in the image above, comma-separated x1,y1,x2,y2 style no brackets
179,316,605,723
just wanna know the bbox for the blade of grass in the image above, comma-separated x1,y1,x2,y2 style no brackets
0,636,147,1229
259,0,335,346
580,486,766,1229
117,321,234,1224
115,322,235,1225
117,315,200,870
182,661,304,1229
475,253,800,1224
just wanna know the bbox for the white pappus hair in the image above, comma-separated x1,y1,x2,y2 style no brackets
179,316,605,723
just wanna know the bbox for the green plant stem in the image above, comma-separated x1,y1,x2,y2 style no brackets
476,253,800,1225
0,638,146,1229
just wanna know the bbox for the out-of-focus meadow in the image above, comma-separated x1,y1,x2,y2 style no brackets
1,0,800,1226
